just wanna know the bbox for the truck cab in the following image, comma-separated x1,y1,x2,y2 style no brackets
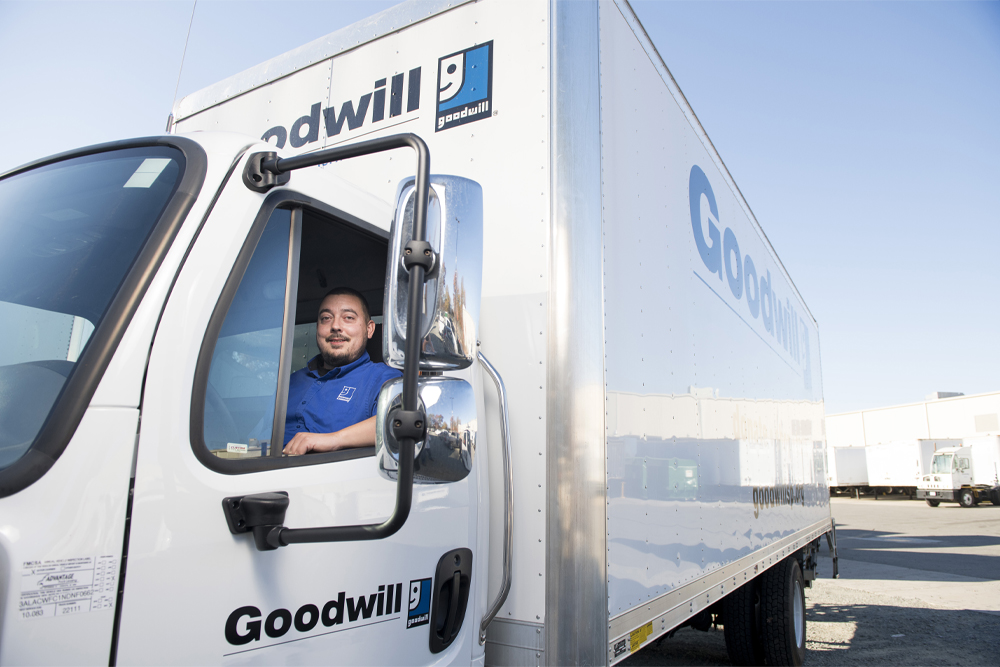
919,447,971,504
0,132,496,665
918,446,1000,508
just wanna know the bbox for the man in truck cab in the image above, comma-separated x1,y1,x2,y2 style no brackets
282,287,400,456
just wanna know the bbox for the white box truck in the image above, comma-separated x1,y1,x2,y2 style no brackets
0,1,836,665
827,446,868,493
865,439,960,496
918,436,1000,507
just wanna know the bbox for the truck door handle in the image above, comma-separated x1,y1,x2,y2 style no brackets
429,548,473,653
442,570,462,641
477,350,513,644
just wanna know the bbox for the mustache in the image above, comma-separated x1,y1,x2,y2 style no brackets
325,335,349,343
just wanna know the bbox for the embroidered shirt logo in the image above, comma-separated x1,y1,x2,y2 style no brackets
337,387,357,402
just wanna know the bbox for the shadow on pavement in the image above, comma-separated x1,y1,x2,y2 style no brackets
835,528,1000,581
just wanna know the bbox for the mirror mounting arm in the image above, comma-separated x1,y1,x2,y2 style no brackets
390,408,427,441
235,133,431,549
402,239,437,275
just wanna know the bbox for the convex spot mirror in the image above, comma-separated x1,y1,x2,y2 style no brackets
384,175,483,371
376,377,476,484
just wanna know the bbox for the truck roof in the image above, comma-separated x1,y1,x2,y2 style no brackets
173,0,468,123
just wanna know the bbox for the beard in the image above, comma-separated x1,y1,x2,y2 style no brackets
321,348,353,368
319,336,363,370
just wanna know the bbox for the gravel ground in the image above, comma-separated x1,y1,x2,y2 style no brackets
621,579,1000,666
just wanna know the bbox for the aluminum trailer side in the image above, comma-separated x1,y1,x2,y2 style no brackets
596,3,831,662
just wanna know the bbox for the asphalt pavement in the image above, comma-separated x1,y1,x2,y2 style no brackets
621,496,1000,665
830,495,1000,581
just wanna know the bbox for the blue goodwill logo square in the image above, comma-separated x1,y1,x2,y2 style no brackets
407,578,432,628
337,386,356,402
436,41,493,132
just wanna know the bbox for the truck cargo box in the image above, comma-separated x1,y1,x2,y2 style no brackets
866,439,959,490
965,435,1000,486
0,1,834,665
827,446,868,488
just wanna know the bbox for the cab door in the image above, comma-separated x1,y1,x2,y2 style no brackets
114,161,488,665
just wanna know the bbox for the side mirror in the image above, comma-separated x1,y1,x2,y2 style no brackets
376,376,476,484
383,176,483,371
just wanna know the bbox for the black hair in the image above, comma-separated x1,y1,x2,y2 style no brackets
321,286,371,322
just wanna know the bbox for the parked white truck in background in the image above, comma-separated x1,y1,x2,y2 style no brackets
0,1,836,665
826,446,868,493
918,436,1000,507
864,439,960,496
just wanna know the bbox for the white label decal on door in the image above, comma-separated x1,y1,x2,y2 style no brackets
19,555,118,620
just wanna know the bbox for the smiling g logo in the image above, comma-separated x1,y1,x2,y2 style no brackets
436,41,493,132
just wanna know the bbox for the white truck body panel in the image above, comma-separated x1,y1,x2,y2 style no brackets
113,155,485,666
964,435,1000,486
827,446,868,487
0,1,832,665
865,439,960,489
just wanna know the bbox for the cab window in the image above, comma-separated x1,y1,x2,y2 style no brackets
198,203,389,467
0,147,183,471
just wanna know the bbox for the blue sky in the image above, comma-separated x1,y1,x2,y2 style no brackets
1,0,997,415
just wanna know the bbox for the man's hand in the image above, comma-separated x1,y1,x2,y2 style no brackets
284,416,378,456
283,431,338,456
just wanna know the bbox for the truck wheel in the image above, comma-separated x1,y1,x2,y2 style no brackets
723,580,765,666
925,499,940,507
760,557,807,667
959,489,976,508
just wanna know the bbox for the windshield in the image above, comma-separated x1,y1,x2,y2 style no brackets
0,147,183,470
930,454,953,474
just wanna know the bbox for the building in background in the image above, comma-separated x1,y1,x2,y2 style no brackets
827,391,1000,448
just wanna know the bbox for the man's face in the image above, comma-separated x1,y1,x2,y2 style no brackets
316,294,375,369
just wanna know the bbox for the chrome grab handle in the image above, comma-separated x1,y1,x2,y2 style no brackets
477,350,513,645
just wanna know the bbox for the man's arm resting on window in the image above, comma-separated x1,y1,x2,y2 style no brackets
284,416,376,456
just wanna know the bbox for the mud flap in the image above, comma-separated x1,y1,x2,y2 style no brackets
824,518,839,579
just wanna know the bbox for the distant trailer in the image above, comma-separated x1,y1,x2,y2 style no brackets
865,439,961,495
827,446,868,492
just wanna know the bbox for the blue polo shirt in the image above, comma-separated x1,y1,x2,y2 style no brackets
283,351,401,446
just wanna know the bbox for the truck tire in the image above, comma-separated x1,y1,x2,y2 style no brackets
760,557,807,667
959,489,976,508
723,580,765,666
925,499,940,507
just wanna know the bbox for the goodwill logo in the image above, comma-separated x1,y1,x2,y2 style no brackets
223,577,438,651
436,42,493,132
407,578,431,628
689,165,812,390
